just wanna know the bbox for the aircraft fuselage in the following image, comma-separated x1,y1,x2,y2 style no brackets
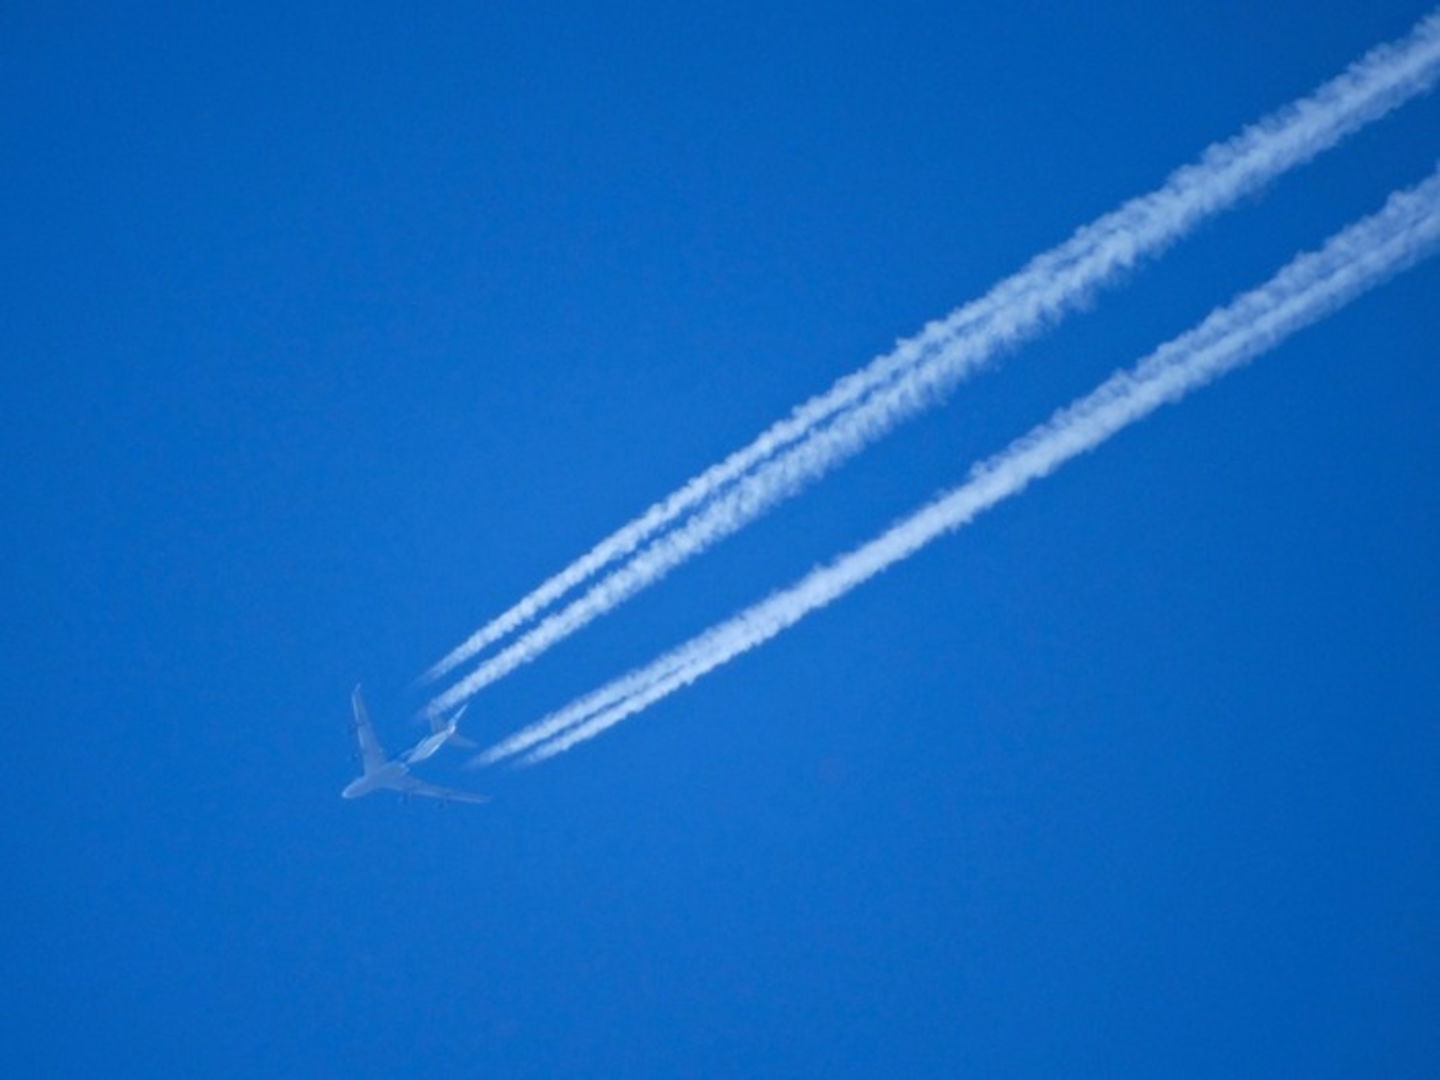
402,724,455,766
341,760,408,798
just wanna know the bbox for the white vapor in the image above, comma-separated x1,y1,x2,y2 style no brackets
479,167,1440,766
424,12,1440,709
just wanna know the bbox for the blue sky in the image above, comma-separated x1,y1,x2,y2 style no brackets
4,2,1437,1075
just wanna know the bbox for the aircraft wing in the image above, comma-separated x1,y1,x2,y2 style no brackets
350,685,388,775
395,774,491,805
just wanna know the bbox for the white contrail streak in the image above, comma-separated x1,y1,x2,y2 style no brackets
480,167,1440,766
424,12,1440,704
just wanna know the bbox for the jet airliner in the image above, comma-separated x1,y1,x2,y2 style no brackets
342,685,490,804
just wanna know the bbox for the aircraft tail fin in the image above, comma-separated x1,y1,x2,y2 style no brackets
430,701,469,735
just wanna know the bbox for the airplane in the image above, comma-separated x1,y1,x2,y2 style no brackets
341,685,490,804
401,701,476,766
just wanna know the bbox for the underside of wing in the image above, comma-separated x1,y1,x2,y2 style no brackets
396,774,491,805
351,684,388,775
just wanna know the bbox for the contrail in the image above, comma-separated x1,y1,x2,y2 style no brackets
478,167,1440,766
424,12,1440,704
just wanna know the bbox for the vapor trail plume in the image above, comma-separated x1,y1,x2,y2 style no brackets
424,12,1440,701
480,168,1440,766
